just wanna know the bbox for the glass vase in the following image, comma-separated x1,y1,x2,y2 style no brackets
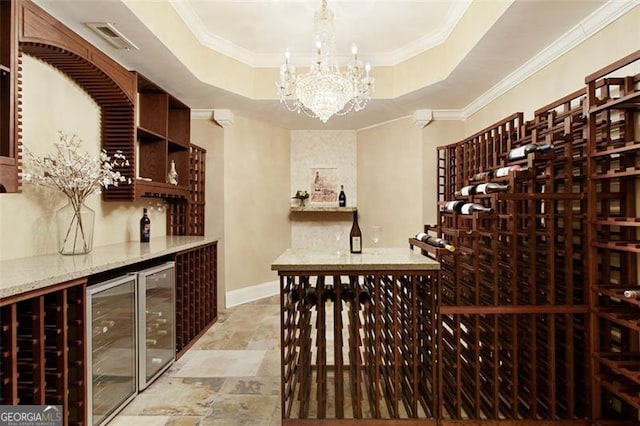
56,201,95,255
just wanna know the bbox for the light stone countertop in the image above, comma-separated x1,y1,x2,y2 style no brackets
0,236,218,299
271,247,440,272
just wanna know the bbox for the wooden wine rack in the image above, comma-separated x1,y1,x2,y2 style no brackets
432,87,591,422
279,270,438,421
586,50,640,422
174,241,218,357
0,279,87,425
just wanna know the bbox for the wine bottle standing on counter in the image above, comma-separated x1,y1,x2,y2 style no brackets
415,232,455,252
140,208,151,243
454,183,510,197
350,210,362,253
339,185,346,207
507,143,553,162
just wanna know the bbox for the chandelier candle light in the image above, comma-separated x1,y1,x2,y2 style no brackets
277,0,374,123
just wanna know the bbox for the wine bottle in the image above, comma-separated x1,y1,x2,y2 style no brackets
140,208,151,243
305,287,318,307
476,182,510,194
507,143,553,161
349,210,362,253
324,284,335,305
415,232,455,252
623,289,640,299
454,183,510,197
471,170,494,181
461,203,493,214
358,287,372,307
443,201,493,214
338,185,346,207
454,185,477,197
495,165,524,177
340,283,354,305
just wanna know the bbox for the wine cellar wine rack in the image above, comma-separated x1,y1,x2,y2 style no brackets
432,102,590,422
423,50,640,424
279,270,438,421
586,51,640,423
0,278,87,425
174,241,218,357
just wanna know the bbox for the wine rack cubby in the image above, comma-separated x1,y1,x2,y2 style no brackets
0,279,87,425
174,241,218,357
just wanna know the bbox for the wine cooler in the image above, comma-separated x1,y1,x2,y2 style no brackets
86,261,175,425
86,275,138,426
137,262,176,390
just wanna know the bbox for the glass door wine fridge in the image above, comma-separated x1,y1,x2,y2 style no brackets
86,275,137,426
137,262,175,390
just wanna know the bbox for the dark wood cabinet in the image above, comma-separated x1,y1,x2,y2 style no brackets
1,240,217,425
0,279,87,425
134,73,191,200
0,0,17,192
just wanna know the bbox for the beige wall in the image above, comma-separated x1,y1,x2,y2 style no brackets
465,5,640,135
190,119,225,307
222,115,290,293
356,117,423,248
0,55,159,261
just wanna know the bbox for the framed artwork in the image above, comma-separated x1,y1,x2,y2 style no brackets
309,168,338,205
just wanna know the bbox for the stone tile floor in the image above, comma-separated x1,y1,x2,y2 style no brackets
109,295,282,426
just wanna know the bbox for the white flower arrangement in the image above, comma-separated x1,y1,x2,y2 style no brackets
21,132,131,254
21,131,131,205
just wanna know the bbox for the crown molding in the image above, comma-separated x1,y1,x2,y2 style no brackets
389,0,471,65
463,0,640,119
171,0,471,68
170,0,256,66
432,109,465,121
191,109,214,120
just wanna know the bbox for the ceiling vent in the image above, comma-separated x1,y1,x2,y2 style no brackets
85,22,139,50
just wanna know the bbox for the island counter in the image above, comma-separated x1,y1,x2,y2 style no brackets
272,248,440,423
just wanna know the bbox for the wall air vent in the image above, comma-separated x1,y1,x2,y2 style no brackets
85,22,139,50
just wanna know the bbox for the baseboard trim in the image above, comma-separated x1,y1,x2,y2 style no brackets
225,280,279,308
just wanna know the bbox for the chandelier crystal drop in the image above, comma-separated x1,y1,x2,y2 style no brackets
276,0,374,123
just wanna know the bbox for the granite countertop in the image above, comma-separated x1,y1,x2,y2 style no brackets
0,235,218,299
271,247,440,272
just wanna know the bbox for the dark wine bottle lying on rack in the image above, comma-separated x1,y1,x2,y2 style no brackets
340,283,354,305
623,289,640,299
358,288,372,307
507,143,553,162
442,200,493,214
324,284,335,305
454,183,510,197
415,232,455,252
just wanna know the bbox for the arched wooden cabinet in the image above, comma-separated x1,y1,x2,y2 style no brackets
2,0,205,235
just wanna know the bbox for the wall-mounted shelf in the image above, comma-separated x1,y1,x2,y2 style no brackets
290,206,357,213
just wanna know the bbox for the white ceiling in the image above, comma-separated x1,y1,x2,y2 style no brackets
32,0,620,130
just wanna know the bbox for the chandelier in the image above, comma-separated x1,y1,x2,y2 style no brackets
276,0,374,123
